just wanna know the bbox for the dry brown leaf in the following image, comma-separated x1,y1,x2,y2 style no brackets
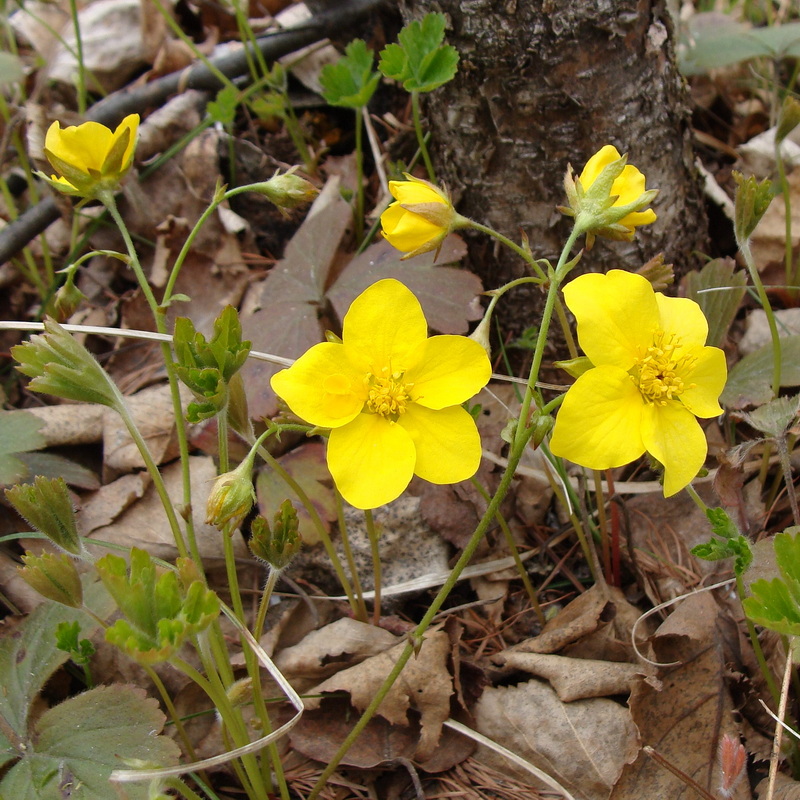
473,678,639,800
610,592,751,800
756,774,800,799
274,618,398,690
102,383,187,475
18,403,105,446
304,629,453,761
498,652,648,702
77,473,150,534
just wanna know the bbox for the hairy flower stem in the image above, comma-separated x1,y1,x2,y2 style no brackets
739,239,782,397
364,509,381,624
253,567,280,643
411,92,435,182
355,106,365,243
335,490,369,622
470,475,545,626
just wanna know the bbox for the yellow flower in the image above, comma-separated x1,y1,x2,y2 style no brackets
562,145,657,245
271,279,491,509
43,114,139,198
380,174,458,258
549,270,727,496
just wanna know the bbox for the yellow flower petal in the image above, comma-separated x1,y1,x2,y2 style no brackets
328,414,416,508
614,164,648,206
579,145,621,188
380,202,445,252
563,270,658,369
46,120,114,174
406,335,491,410
620,209,657,229
400,404,482,484
342,279,428,374
640,402,707,496
550,366,646,469
654,293,709,351
681,346,727,418
270,342,364,428
389,178,447,206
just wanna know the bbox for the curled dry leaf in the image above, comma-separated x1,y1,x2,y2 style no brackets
498,652,649,702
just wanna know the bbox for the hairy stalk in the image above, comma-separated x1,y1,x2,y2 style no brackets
335,490,369,622
411,91,435,182
469,475,545,626
364,509,381,624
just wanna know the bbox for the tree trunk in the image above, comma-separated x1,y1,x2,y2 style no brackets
401,0,707,334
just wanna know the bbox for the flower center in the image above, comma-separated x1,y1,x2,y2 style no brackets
366,370,411,419
632,330,696,405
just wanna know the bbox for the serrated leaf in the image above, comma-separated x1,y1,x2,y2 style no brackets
685,258,747,348
207,85,239,125
320,39,380,108
327,236,482,334
743,578,800,637
721,334,800,408
705,507,740,540
0,685,179,800
0,582,113,770
742,394,800,437
256,442,336,546
378,12,459,93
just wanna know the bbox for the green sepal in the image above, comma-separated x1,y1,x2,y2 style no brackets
100,125,131,179
12,318,125,410
378,12,459,93
320,39,380,108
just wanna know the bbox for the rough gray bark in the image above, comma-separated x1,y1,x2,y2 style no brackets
401,0,707,333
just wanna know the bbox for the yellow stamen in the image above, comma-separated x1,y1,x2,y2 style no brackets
367,375,410,418
632,330,697,405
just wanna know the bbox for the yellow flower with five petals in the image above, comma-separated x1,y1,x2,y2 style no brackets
42,114,139,199
271,279,491,509
549,270,727,496
380,174,461,258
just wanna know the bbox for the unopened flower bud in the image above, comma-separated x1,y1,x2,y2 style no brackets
733,172,774,243
206,459,256,531
254,168,318,216
562,145,657,248
51,272,87,321
19,551,83,607
248,501,302,570
776,96,800,144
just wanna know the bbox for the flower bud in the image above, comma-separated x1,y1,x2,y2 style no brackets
733,172,774,243
50,272,87,321
562,145,657,247
206,459,256,531
253,168,318,216
776,96,800,144
19,551,83,607
380,173,462,259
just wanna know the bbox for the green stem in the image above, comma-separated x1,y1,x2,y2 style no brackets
776,139,794,293
365,509,381,625
143,664,198,764
355,106,365,243
67,0,87,114
253,566,280,643
469,476,545,626
335,489,369,622
165,778,204,800
465,220,547,282
411,91,435,182
739,239,782,397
